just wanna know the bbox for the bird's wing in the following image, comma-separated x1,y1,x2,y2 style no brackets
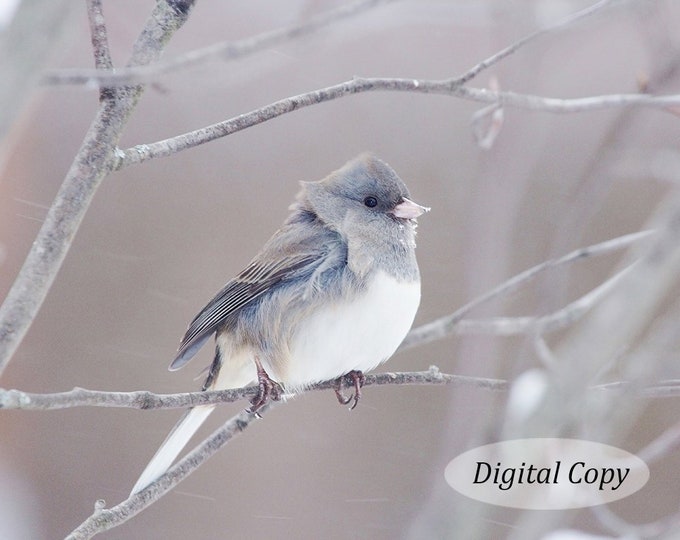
170,227,335,370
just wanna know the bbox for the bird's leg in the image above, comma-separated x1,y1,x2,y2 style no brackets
248,358,282,414
333,370,365,410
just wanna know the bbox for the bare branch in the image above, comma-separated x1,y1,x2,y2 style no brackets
57,370,680,539
44,0,398,87
57,372,680,539
102,0,626,168
45,0,625,174
0,1,196,377
86,0,113,72
0,385,252,411
471,83,504,151
65,404,271,540
401,230,654,350
68,361,500,538
5,368,680,413
46,0,616,90
596,379,680,398
116,73,680,168
552,193,680,389
455,0,618,86
0,368,508,411
450,260,638,336
458,86,680,112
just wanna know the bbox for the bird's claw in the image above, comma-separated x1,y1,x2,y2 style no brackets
333,370,365,410
247,361,282,414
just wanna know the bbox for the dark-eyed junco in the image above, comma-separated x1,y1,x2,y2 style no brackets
131,154,428,494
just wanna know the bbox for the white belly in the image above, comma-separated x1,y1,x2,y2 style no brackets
282,271,420,390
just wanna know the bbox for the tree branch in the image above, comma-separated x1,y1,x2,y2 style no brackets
59,371,680,539
453,0,618,87
0,1,196,378
401,230,653,350
102,0,620,168
438,260,637,337
45,0,617,90
116,75,680,169
86,0,113,72
5,370,680,413
60,367,497,537
44,0,398,87
0,368,507,411
65,403,271,540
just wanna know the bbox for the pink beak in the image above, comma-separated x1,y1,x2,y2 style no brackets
391,197,430,219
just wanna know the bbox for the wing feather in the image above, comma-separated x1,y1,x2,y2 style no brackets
170,223,334,370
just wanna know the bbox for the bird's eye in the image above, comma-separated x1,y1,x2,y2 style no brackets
363,196,378,208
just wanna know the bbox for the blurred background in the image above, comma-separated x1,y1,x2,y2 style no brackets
1,0,680,538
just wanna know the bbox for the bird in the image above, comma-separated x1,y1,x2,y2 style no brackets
130,153,428,494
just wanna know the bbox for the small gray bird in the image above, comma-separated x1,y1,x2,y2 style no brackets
131,154,428,494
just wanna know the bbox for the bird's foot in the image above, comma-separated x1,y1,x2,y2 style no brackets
248,361,282,415
333,370,365,410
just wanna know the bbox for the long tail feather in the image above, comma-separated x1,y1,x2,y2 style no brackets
130,405,215,494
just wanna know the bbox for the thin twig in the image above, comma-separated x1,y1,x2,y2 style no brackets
471,76,504,151
0,1,196,378
454,0,617,86
5,370,680,413
65,403,271,540
401,230,654,350
450,260,638,336
116,74,680,168
59,372,680,539
101,0,624,168
47,0,616,89
86,0,113,72
597,380,680,398
458,86,680,112
0,368,507,411
44,0,398,87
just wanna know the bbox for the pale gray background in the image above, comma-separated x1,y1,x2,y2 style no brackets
1,1,679,538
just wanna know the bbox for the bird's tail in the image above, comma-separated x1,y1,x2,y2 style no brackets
130,404,215,495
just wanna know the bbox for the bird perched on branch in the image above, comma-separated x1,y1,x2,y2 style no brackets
131,153,428,494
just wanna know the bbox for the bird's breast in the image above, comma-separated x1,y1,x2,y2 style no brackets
281,270,421,391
